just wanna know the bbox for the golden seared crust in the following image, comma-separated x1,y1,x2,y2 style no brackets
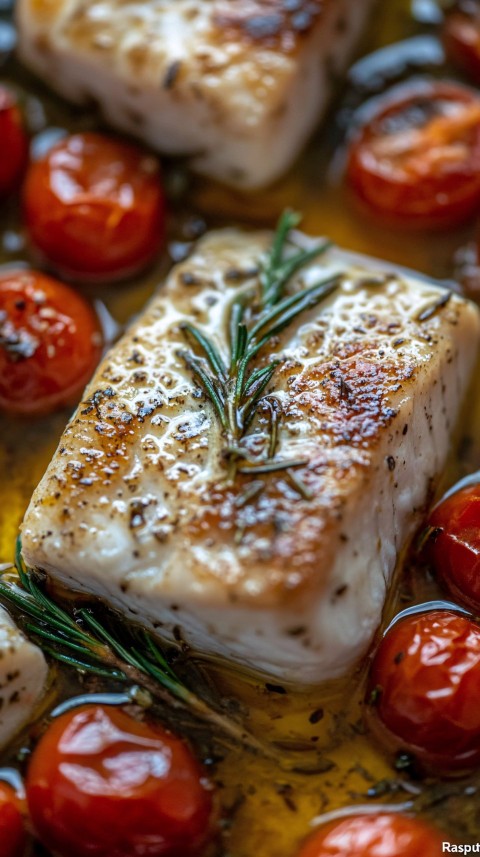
212,0,326,50
22,231,480,610
18,0,374,187
29,0,326,61
42,0,328,56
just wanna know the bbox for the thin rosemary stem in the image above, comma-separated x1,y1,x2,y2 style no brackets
0,542,290,763
180,211,338,486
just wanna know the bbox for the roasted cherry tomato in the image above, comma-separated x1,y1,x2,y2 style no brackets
26,704,214,857
23,132,166,281
444,4,480,84
427,479,480,611
297,812,445,857
0,270,102,415
366,610,480,771
347,81,480,228
0,782,26,857
0,87,28,198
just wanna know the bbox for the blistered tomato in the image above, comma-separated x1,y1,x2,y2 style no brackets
23,132,166,281
0,270,102,415
444,5,480,84
0,782,26,857
26,704,214,857
347,81,480,228
427,479,480,611
297,812,445,857
366,610,480,772
0,87,28,197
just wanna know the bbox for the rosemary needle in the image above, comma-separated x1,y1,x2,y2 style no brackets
0,538,332,772
180,210,339,483
0,537,268,754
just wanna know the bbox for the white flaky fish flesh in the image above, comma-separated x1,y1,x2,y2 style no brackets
17,0,374,187
0,605,47,748
22,229,480,684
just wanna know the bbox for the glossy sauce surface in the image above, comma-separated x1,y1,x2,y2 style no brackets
1,1,480,855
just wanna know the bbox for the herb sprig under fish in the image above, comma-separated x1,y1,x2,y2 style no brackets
0,538,326,772
0,539,251,739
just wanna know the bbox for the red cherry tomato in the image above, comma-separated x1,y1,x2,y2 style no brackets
347,81,480,229
26,704,214,857
427,480,480,611
0,87,28,198
23,132,166,282
0,270,102,415
297,813,445,857
366,610,480,772
444,6,480,84
0,782,26,857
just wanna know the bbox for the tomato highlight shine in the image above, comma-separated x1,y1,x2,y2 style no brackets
0,270,102,415
26,704,214,857
347,81,480,228
23,132,166,281
0,87,28,198
428,481,480,611
366,610,480,771
297,813,445,857
0,782,26,857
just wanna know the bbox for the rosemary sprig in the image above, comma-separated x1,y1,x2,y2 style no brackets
180,211,339,482
0,539,268,755
0,539,332,772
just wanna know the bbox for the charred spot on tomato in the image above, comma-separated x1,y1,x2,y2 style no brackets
0,270,102,416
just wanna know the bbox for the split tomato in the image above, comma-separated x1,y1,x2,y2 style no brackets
347,81,480,228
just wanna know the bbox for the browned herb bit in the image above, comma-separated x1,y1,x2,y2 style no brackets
416,290,452,322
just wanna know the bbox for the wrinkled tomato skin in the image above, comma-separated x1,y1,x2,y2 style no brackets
428,483,480,612
366,610,480,772
0,782,26,857
347,81,480,229
26,704,214,857
0,87,28,198
0,270,102,416
444,8,480,84
297,813,445,857
23,132,166,282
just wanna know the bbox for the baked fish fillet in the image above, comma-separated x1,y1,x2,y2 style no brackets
0,606,47,749
17,0,374,188
22,229,480,684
